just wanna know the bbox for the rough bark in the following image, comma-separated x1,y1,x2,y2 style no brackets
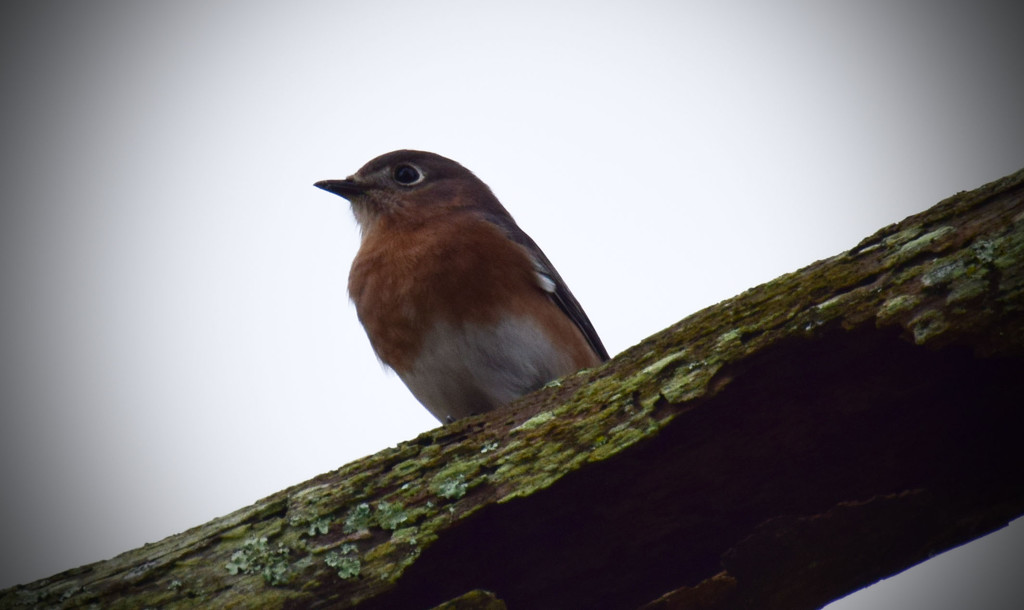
3,168,1023,610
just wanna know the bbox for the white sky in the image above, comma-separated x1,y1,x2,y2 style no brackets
2,1,1023,605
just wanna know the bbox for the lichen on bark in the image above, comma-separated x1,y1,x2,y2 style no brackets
2,168,1023,610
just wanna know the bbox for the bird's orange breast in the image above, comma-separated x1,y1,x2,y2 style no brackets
348,211,547,372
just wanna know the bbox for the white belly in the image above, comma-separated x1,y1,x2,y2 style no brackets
397,315,575,422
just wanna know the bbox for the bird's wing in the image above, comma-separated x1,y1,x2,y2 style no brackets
484,213,609,362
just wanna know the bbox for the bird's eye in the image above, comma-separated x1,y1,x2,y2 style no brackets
393,164,423,185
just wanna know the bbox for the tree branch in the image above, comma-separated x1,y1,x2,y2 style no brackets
4,168,1023,610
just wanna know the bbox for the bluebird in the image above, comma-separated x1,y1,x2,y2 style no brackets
315,150,608,423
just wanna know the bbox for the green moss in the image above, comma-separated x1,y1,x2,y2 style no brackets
430,459,483,500
992,222,1024,271
714,328,743,348
910,309,949,344
513,411,556,431
564,376,619,412
307,516,330,536
882,225,924,248
971,239,996,263
343,503,374,533
877,294,922,321
391,526,420,546
375,501,409,530
220,523,256,540
388,458,425,480
396,480,426,503
59,587,82,602
660,361,720,403
225,536,293,586
542,378,563,389
324,544,361,580
921,259,966,287
588,426,648,462
641,350,689,376
947,277,989,304
897,226,955,257
435,473,468,500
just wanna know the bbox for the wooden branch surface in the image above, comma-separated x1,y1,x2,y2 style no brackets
4,168,1023,610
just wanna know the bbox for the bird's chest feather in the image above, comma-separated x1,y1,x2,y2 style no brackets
398,315,573,421
348,218,539,372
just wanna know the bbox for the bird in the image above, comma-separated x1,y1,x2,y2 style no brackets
315,150,608,423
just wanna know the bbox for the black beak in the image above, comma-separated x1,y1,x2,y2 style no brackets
314,179,366,199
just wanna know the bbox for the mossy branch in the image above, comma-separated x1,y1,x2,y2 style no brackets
4,168,1024,610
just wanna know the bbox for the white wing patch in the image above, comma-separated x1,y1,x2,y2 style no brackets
531,257,557,293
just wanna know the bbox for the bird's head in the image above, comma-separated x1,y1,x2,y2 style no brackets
315,150,502,235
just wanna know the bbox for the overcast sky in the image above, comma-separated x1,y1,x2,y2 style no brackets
2,1,1023,605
